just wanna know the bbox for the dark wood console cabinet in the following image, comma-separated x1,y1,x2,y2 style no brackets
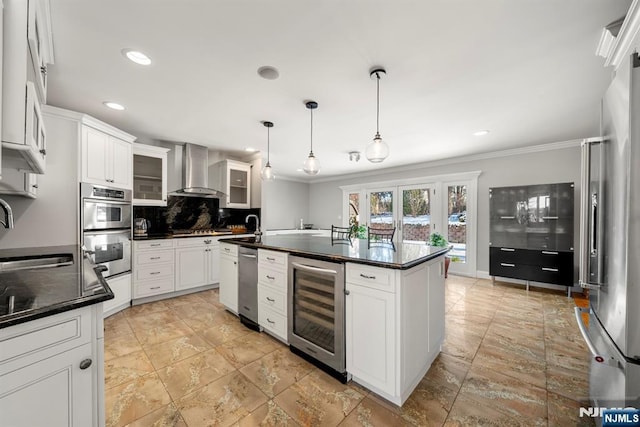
489,183,574,287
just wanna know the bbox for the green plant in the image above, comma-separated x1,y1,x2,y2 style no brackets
449,256,461,263
429,232,448,247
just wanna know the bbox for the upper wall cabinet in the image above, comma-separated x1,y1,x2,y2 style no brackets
210,159,252,208
132,143,170,206
81,125,134,190
1,0,53,175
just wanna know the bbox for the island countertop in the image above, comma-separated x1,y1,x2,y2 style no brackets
222,235,450,269
0,245,114,329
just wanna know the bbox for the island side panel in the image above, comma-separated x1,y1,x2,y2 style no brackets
399,254,446,403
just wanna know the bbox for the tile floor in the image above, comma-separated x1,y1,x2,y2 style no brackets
104,277,594,426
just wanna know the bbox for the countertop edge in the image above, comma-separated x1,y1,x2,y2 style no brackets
223,238,450,269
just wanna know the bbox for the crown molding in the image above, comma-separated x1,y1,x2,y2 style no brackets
311,138,584,185
605,0,640,69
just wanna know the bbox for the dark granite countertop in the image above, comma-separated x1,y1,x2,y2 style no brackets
223,235,450,269
0,245,114,329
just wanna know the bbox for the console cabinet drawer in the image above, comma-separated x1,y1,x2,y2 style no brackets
135,264,173,281
133,277,174,298
220,243,238,257
258,266,286,291
258,306,287,342
258,286,286,315
346,263,395,292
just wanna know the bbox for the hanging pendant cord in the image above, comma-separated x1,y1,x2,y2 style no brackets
310,107,314,154
376,72,380,135
267,126,270,163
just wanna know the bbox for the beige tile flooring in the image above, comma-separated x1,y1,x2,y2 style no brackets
104,276,594,426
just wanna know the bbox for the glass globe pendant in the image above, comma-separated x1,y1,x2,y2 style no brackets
261,121,275,181
366,68,389,163
303,101,321,175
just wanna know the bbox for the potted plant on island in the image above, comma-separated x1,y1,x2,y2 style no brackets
428,232,451,278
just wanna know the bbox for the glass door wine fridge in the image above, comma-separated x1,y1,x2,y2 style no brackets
288,256,346,381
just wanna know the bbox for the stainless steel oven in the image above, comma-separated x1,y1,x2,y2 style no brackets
288,256,346,382
81,183,132,278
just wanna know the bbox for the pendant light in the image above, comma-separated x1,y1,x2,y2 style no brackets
366,68,390,163
261,121,275,181
303,101,321,175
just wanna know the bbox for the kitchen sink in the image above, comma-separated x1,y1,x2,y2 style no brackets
0,253,74,272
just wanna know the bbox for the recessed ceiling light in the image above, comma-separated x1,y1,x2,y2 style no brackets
257,66,279,80
103,101,125,110
473,130,490,136
296,168,303,172
245,147,257,152
121,49,152,65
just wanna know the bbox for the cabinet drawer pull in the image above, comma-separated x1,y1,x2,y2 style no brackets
500,263,515,267
224,247,231,252
266,275,275,280
500,248,515,252
500,216,515,219
79,359,92,370
150,256,161,260
360,273,376,280
266,257,276,261
150,271,161,275
204,239,212,244
541,251,558,255
267,318,275,324
542,267,559,272
150,244,161,247
266,297,275,302
542,216,559,220
150,286,161,290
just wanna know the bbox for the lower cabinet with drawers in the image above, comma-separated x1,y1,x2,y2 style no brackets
0,305,105,427
257,249,288,342
132,237,227,304
489,247,574,287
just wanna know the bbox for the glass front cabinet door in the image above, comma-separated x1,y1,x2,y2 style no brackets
211,159,252,208
132,143,170,206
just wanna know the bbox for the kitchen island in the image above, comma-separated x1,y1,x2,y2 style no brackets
220,234,449,406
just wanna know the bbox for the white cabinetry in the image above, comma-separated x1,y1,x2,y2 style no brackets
257,249,288,342
0,167,38,198
1,0,53,174
132,143,169,206
81,125,133,189
219,242,239,313
0,304,104,427
174,237,220,291
210,159,252,208
345,256,446,406
103,273,131,317
133,240,175,300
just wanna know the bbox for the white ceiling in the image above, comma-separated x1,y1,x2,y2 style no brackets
46,0,630,180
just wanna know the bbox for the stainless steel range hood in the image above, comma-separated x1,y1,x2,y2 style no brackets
171,143,226,198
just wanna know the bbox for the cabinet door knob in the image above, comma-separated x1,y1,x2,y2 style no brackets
79,358,93,370
344,289,351,295
39,149,47,155
41,65,48,75
32,184,39,189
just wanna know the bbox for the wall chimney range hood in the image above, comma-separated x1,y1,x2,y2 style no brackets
171,143,226,198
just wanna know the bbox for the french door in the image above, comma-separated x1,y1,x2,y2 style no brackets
343,171,479,277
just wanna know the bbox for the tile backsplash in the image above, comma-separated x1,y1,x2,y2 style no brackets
133,196,260,235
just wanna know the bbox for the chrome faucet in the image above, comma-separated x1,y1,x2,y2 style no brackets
245,214,262,236
0,198,14,229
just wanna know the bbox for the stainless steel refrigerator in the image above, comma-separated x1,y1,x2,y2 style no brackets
577,52,640,411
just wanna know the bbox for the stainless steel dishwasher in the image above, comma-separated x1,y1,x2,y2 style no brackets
238,247,260,331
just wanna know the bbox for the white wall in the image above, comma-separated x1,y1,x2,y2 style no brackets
262,178,310,230
0,115,80,248
308,144,582,273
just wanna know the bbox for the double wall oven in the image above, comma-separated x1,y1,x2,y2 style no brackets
81,183,132,278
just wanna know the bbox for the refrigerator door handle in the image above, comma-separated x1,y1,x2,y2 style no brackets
574,307,624,370
579,138,604,290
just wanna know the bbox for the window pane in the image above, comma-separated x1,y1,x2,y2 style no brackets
402,188,431,243
447,185,467,264
369,191,394,230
